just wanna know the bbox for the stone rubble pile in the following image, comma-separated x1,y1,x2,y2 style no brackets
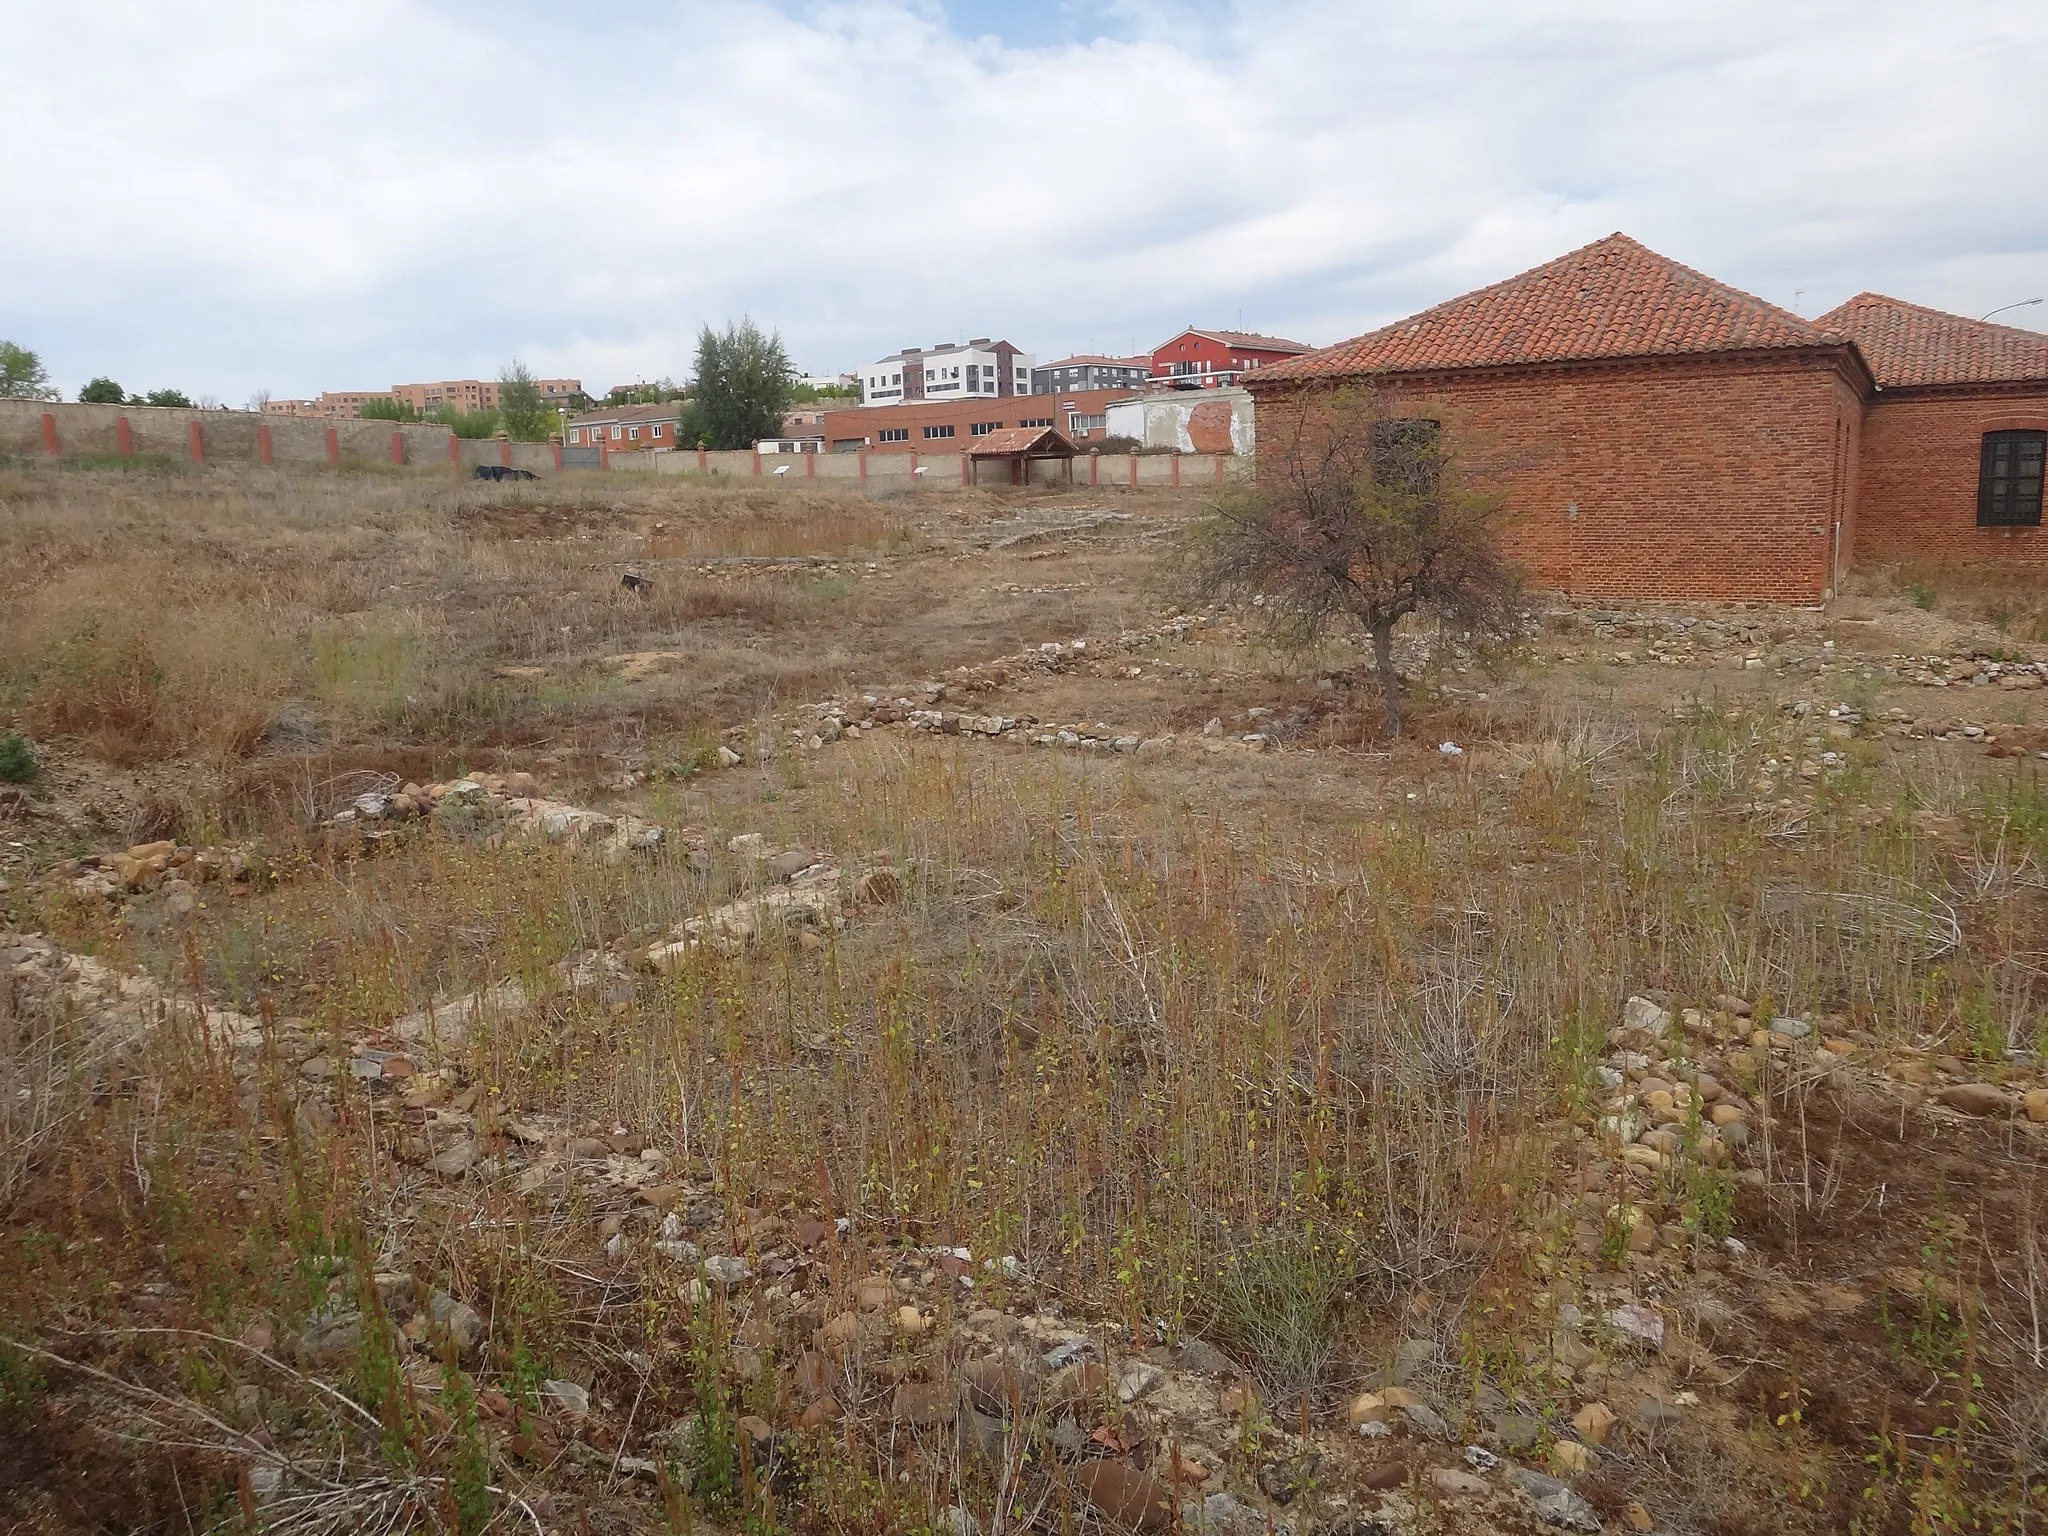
320,772,669,861
56,838,258,916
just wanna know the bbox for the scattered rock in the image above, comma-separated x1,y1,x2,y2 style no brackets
428,1139,480,1178
1551,1439,1594,1474
1432,1467,1490,1497
295,1311,364,1367
1510,1467,1602,1531
702,1255,749,1287
1080,1462,1177,1531
890,1380,957,1426
1175,1338,1236,1377
1607,1303,1665,1351
426,1291,485,1362
1571,1400,1617,1446
1937,1082,2012,1117
543,1379,590,1420
1257,1449,1320,1504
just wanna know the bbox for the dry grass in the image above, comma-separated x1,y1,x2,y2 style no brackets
2,463,2047,1533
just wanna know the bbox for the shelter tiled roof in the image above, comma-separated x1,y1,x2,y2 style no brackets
1815,293,2048,389
969,426,1075,456
1256,234,1833,384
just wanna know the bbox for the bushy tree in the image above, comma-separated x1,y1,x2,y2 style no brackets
0,341,58,401
689,319,793,450
141,387,193,408
78,377,126,404
498,361,554,441
360,396,418,422
432,407,501,439
1175,387,1522,737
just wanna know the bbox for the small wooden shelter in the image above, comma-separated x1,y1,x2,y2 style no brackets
967,425,1078,486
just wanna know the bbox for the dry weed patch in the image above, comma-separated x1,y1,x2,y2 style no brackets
1,465,2046,1534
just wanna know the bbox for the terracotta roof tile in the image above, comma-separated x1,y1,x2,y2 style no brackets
1185,329,1314,354
1256,234,1831,384
1815,293,2048,389
969,426,1074,456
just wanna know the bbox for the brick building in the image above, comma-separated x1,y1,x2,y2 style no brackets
265,377,582,420
822,387,1138,453
1151,328,1313,389
1247,233,2048,603
1815,293,2048,565
565,401,685,451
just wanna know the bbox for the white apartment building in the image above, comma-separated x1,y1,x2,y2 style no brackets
861,339,1034,406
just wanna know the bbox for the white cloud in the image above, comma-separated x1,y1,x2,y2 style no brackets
2,0,2042,399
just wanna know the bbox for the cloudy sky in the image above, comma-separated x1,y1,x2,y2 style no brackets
4,0,2044,403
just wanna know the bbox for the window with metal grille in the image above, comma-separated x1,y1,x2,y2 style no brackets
1978,430,2045,527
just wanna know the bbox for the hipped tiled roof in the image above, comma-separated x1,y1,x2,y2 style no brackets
1257,234,1834,384
1815,293,2048,389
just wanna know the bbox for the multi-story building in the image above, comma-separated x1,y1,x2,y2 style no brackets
564,401,687,451
1149,328,1313,388
262,378,583,420
822,386,1137,453
1029,355,1152,395
861,340,1033,406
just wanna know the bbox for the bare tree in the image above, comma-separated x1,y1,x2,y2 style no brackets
1176,386,1521,737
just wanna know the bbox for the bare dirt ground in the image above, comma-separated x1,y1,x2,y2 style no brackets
2,463,2046,1536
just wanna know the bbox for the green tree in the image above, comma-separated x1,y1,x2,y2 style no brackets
1173,387,1522,737
689,319,793,450
78,377,126,404
141,388,193,408
431,407,502,439
360,396,418,422
498,361,554,441
0,341,58,401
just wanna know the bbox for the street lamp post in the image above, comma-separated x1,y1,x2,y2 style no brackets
1980,298,2043,323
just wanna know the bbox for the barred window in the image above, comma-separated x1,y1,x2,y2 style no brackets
1979,430,2045,527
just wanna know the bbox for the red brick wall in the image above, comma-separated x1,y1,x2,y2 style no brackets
1853,390,2048,565
1255,355,1853,603
822,389,1135,453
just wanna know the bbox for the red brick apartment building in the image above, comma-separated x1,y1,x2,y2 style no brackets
1248,234,2048,603
265,378,581,419
821,388,1137,453
1151,328,1313,388
564,402,685,450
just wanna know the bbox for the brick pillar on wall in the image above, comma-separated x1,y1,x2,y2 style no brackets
1089,452,1099,487
448,434,462,466
39,413,58,456
326,428,340,465
960,454,969,485
858,452,868,485
390,430,407,466
1215,455,1226,486
497,433,511,468
1171,455,1181,488
187,420,205,463
550,436,562,470
697,447,707,473
599,438,610,470
117,417,134,459
258,424,273,465
1128,456,1138,487
807,451,815,478
752,448,762,477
